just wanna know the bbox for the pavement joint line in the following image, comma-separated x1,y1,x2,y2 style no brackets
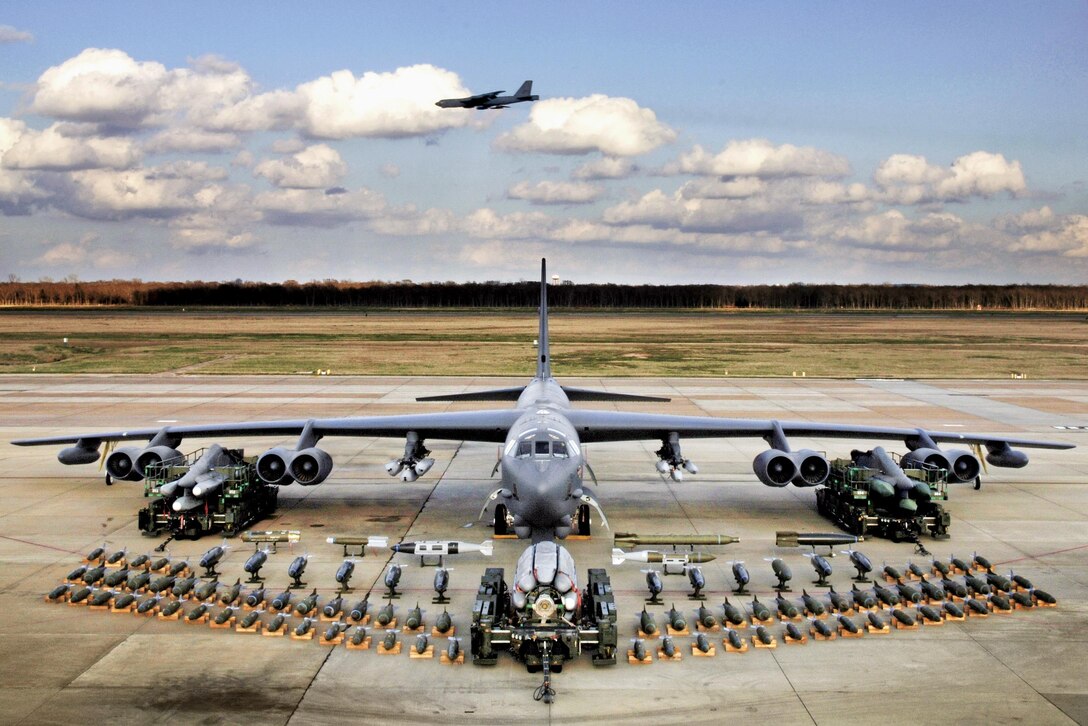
768,648,818,725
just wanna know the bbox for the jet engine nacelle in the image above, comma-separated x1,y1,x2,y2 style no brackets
58,442,100,466
256,447,296,484
135,446,183,473
902,447,980,483
105,446,146,481
791,449,830,487
753,449,796,487
289,447,333,486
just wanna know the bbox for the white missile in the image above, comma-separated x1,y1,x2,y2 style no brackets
391,540,493,557
611,548,716,567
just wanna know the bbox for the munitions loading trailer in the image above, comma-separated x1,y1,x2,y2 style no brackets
471,566,617,700
138,448,278,539
816,453,951,542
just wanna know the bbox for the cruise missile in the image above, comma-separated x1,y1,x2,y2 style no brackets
243,530,301,546
776,531,860,549
614,533,738,547
612,548,716,568
391,540,493,558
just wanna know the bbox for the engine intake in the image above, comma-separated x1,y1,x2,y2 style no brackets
753,449,796,487
105,446,145,481
257,447,295,484
135,446,183,473
289,447,333,485
791,450,830,487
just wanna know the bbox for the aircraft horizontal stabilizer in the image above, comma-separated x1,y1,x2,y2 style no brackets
561,386,670,403
417,386,526,402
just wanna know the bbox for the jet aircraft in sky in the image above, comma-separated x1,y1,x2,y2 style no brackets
12,260,1073,542
436,80,539,109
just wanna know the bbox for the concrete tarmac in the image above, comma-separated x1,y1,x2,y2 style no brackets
1,374,1087,725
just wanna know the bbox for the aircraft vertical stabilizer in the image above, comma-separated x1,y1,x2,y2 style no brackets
538,258,551,380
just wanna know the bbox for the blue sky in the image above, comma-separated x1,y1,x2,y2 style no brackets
1,2,1086,284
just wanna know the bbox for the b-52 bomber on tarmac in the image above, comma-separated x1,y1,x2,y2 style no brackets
11,260,1074,543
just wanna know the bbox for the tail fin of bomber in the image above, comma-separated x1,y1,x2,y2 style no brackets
516,80,533,98
537,257,551,379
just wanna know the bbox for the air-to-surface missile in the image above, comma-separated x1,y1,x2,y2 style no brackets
350,626,368,646
349,596,370,622
891,609,916,628
148,575,176,594
1011,572,1033,590
294,588,319,616
405,603,423,630
434,609,453,634
906,561,927,580
103,568,129,588
66,565,88,581
751,596,773,622
695,632,712,653
667,604,687,631
896,582,922,604
186,603,209,621
334,560,356,590
243,550,268,580
964,574,992,596
804,553,833,586
167,560,190,577
136,596,160,614
612,548,716,571
776,531,859,549
645,569,663,603
376,601,395,626
754,625,774,646
842,549,873,582
768,558,792,591
721,598,745,626
287,555,309,588
47,584,71,601
82,565,107,585
941,577,968,599
943,601,965,618
214,607,237,625
990,593,1013,612
88,590,113,607
950,555,971,574
660,634,678,658
266,613,287,632
811,618,835,639
852,447,932,512
199,544,227,577
850,585,876,610
986,572,1013,593
294,618,315,637
323,622,347,643
828,587,852,614
730,561,750,594
801,590,826,617
113,592,136,610
724,628,745,651
127,570,151,591
270,590,292,611
160,599,183,618
973,553,993,571
872,583,900,607
784,622,806,643
238,610,262,629
639,607,658,635
86,545,106,563
445,638,460,661
882,564,902,582
392,540,494,558
128,553,150,570
220,579,242,606
161,445,230,509
1033,589,1056,605
866,611,887,630
382,631,398,651
775,595,799,620
614,533,738,547
70,585,93,603
194,579,219,601
919,577,945,601
383,563,400,596
697,604,717,629
837,614,860,634
171,576,197,598
917,604,943,623
323,595,344,619
247,530,302,547
965,598,990,616
631,638,647,661
149,556,170,572
433,568,450,603
245,587,266,608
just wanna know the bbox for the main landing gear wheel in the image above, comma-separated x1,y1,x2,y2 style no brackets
576,503,591,536
494,503,510,536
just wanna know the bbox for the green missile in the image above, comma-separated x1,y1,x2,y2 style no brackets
614,533,738,547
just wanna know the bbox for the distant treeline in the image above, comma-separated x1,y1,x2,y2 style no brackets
1,279,1087,310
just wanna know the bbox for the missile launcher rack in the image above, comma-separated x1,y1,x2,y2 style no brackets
470,566,618,672
137,448,278,539
816,454,951,542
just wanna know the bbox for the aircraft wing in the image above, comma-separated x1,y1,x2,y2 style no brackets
10,409,525,447
563,410,1074,450
464,90,503,104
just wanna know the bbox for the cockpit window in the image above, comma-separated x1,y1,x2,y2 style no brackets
535,440,550,456
516,441,532,458
552,441,568,458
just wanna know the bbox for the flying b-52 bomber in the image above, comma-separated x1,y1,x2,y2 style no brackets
11,260,1074,543
436,80,538,110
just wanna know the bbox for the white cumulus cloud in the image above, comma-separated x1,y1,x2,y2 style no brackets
254,144,347,189
572,157,637,180
874,151,1025,203
495,95,676,157
667,139,851,178
508,180,603,205
2,123,140,171
0,25,34,44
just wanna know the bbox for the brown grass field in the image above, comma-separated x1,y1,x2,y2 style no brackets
0,308,1085,378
